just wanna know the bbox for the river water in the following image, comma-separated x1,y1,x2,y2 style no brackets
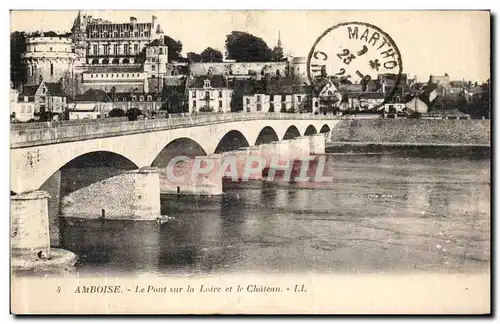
59,148,490,276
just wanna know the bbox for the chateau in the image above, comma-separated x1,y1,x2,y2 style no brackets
22,12,171,96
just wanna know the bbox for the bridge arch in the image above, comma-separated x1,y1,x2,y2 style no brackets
319,124,332,140
283,125,301,140
57,151,138,195
304,125,318,136
214,130,250,154
14,147,142,194
255,126,279,145
151,137,207,168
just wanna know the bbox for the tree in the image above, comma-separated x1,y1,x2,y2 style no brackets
108,108,125,118
126,108,142,121
225,31,273,62
187,52,202,63
200,47,223,62
11,31,27,87
163,36,183,61
271,45,284,62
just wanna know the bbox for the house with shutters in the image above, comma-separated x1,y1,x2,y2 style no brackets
187,74,233,113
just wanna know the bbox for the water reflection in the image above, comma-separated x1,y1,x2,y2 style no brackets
60,150,490,275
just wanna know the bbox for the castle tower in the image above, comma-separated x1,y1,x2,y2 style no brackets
22,35,77,86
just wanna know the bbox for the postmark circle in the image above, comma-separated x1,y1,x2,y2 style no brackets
307,22,403,111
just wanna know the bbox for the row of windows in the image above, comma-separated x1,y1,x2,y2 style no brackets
245,95,303,104
89,73,141,78
91,44,140,56
192,100,224,108
17,105,33,113
88,31,150,38
115,96,162,102
192,90,224,98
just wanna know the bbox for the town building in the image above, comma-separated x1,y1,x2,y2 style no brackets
69,89,113,116
10,88,35,122
187,74,232,113
19,80,68,119
110,91,163,112
241,77,311,113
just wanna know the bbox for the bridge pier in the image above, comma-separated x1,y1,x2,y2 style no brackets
289,136,311,160
160,155,223,196
60,167,161,220
11,190,77,275
309,134,326,155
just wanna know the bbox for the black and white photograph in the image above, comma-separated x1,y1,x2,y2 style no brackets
9,9,491,314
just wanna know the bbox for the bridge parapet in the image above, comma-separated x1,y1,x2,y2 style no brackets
11,112,340,148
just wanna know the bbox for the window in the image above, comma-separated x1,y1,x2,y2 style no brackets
257,104,262,111
204,80,211,88
50,63,53,75
134,44,139,54
152,65,155,71
147,95,152,101
281,94,286,102
205,91,210,98
49,47,52,51
219,101,223,108
218,90,222,98
328,90,332,95
297,96,301,102
132,96,136,101
256,95,261,102
276,69,280,76
134,31,139,37
140,96,144,101
113,44,119,55
246,98,250,105
103,44,109,56
93,44,98,55
192,91,196,98
159,48,163,55
270,103,275,112
124,46,130,56
192,101,196,108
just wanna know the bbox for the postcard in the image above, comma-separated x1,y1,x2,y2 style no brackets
10,9,490,314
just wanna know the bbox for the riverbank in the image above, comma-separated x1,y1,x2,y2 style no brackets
329,119,490,146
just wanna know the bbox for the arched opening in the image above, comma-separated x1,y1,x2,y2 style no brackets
91,58,99,64
255,126,279,145
304,125,317,136
112,58,119,64
283,125,301,140
151,138,207,168
58,151,138,196
102,58,109,64
123,58,130,64
214,130,249,154
320,124,331,134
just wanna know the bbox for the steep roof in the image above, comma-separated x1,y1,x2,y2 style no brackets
20,85,38,97
74,89,111,102
187,75,229,89
44,82,66,96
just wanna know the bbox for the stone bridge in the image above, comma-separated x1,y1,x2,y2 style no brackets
11,112,340,194
10,112,342,260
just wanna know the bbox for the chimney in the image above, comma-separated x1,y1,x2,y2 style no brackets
130,17,137,27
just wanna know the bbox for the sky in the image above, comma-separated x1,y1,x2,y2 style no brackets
10,10,490,83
